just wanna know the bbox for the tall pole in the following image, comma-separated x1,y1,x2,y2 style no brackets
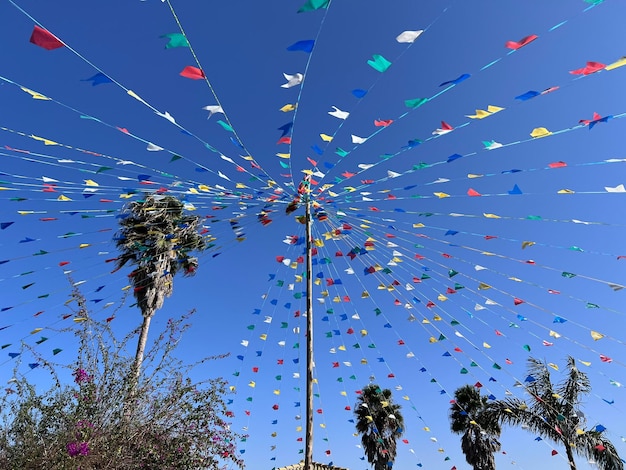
304,196,314,470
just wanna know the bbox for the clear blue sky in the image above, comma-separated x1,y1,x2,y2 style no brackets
0,0,626,469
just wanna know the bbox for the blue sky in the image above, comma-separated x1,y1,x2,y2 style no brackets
1,0,626,469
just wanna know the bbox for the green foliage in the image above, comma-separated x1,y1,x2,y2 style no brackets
354,384,404,470
115,194,207,319
489,356,623,470
449,385,501,470
0,283,243,470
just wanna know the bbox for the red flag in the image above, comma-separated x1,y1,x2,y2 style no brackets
569,61,605,76
180,66,205,79
505,34,538,50
30,25,64,50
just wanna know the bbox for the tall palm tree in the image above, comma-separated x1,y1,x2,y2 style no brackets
449,385,501,470
489,356,623,470
115,194,206,383
354,384,404,470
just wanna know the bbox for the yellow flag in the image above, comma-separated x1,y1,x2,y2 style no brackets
31,135,60,146
606,56,626,71
21,87,50,100
530,127,552,138
590,331,604,341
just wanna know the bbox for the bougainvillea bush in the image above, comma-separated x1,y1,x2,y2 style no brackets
0,283,244,470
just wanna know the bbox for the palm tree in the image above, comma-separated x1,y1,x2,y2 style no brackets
449,385,501,470
354,384,404,470
489,356,623,470
115,194,206,384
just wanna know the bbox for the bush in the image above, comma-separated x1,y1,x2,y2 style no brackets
0,282,244,470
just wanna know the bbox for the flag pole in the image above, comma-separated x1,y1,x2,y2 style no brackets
304,195,314,470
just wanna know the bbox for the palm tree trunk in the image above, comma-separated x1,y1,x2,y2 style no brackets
124,314,152,418
565,443,577,470
132,314,152,384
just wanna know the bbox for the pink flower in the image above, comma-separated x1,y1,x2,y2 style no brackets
73,369,92,384
67,441,90,456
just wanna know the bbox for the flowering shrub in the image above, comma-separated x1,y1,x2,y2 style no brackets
0,282,244,469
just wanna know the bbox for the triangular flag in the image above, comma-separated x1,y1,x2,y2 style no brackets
180,66,205,79
30,25,64,50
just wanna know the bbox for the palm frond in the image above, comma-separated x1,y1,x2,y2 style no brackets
574,431,624,470
354,384,404,469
